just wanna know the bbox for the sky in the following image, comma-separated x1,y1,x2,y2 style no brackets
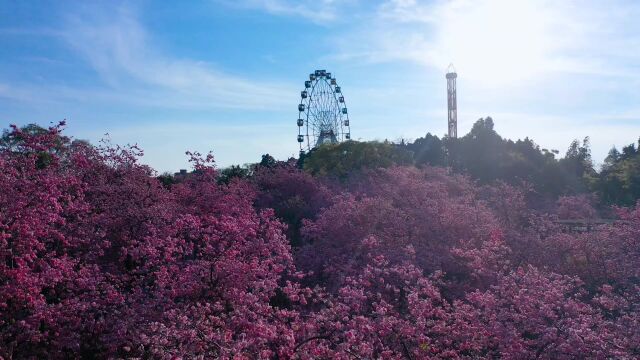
1,0,639,173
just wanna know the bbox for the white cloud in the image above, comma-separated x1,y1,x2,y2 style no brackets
92,9,290,109
334,0,640,83
3,4,295,111
224,0,360,24
2,0,638,168
0,3,304,171
319,0,640,162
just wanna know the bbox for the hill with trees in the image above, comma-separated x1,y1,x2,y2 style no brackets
405,117,597,198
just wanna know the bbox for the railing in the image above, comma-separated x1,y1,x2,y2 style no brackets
555,219,617,233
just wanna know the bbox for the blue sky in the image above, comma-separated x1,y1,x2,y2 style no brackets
1,0,639,173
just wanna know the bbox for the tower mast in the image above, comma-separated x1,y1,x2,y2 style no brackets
446,64,458,138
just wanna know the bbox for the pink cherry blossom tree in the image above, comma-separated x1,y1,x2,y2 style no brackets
3,124,640,358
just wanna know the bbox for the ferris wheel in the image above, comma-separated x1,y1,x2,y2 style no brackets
297,69,351,153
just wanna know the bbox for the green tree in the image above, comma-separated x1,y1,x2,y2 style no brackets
407,133,446,166
448,117,503,183
303,140,412,178
406,117,589,196
595,140,640,206
259,153,277,168
217,164,252,185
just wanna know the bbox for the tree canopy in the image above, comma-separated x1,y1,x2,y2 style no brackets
595,139,640,206
405,117,599,199
2,122,640,358
302,140,412,178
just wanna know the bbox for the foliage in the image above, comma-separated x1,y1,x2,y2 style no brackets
555,194,598,220
252,162,332,246
259,153,278,168
2,124,640,358
217,164,252,185
295,165,638,358
407,117,595,197
302,140,412,178
0,124,297,358
595,140,640,206
217,154,281,185
1,123,72,169
405,132,446,166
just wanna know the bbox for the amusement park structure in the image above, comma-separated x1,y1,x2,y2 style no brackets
297,69,351,154
446,64,458,139
295,66,457,151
